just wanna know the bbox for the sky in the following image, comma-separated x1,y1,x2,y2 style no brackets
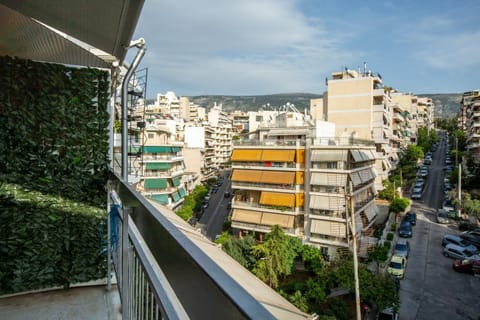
129,0,480,97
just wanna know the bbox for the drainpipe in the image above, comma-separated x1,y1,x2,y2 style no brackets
121,38,146,182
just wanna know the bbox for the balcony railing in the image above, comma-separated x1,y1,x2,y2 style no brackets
108,172,310,320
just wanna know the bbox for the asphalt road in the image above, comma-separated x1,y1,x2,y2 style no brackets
399,136,480,320
197,170,232,240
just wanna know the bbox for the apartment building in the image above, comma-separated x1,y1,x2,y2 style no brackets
230,129,309,239
208,104,234,168
416,97,435,131
323,68,392,190
230,123,378,260
390,91,419,145
460,90,480,163
229,110,250,133
136,125,186,209
184,125,217,180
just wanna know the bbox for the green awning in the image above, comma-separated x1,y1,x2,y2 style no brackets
144,178,168,189
129,146,141,153
172,176,181,187
145,162,171,170
171,146,181,152
149,194,169,204
172,192,180,202
142,146,172,153
178,187,186,197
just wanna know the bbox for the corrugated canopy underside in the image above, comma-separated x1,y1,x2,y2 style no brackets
0,0,144,67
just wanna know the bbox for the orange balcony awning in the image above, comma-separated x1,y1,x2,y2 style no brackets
232,209,262,224
259,192,295,207
260,171,295,185
231,169,262,182
295,149,305,163
260,212,294,228
261,149,295,162
231,149,262,161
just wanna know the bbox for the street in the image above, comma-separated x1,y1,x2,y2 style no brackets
399,136,480,320
197,170,232,240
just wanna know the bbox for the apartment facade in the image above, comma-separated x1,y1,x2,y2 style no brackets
324,68,392,190
460,90,480,163
230,125,378,260
137,128,186,209
416,97,435,131
208,104,234,168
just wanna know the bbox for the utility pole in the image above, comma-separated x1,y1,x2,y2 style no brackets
348,182,361,320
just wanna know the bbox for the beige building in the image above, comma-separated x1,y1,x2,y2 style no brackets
416,97,435,131
208,104,234,168
323,68,392,190
460,90,480,163
230,124,378,260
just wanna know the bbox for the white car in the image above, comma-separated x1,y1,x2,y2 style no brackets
443,243,480,260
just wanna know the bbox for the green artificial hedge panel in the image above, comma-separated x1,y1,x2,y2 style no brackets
0,184,107,294
0,56,110,207
0,56,110,294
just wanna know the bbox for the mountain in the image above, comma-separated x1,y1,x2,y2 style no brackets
189,93,461,119
421,93,462,119
188,93,323,113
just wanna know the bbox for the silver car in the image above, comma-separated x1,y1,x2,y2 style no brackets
443,243,480,260
442,235,478,253
394,239,410,258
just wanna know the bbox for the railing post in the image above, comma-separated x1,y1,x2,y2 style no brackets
122,207,132,320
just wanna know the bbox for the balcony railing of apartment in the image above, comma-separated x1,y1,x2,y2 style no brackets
143,155,184,161
234,139,306,147
108,172,299,320
312,137,375,146
231,221,296,236
231,181,299,191
233,200,302,215
232,162,299,169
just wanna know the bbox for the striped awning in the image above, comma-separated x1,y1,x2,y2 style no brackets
350,172,362,186
310,219,346,237
309,194,346,210
259,192,295,207
145,162,171,170
365,204,377,222
261,149,295,162
172,192,180,202
144,178,168,189
261,171,295,185
310,173,347,187
172,176,181,187
260,213,294,228
232,169,263,182
232,209,262,224
231,149,262,161
149,194,169,205
311,150,348,162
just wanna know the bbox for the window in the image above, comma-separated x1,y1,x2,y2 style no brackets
326,162,336,169
256,115,263,122
148,133,154,139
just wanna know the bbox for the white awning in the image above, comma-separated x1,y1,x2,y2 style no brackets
310,173,347,187
350,172,362,186
364,204,377,222
309,194,346,210
311,149,348,162
310,219,346,237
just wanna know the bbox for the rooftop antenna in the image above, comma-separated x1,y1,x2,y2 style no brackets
363,62,367,76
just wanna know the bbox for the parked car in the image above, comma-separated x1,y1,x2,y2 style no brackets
414,180,424,189
376,307,398,320
443,243,480,260
404,211,417,225
442,235,478,253
452,259,480,275
436,209,449,224
460,231,480,249
388,255,407,279
411,190,422,200
412,186,423,194
211,186,218,194
398,221,413,238
420,169,429,177
394,239,410,258
224,191,231,198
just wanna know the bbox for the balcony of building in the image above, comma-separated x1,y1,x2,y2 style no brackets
0,2,314,319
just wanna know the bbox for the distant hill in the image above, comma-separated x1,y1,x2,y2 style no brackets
188,93,323,113
421,93,462,119
183,92,461,119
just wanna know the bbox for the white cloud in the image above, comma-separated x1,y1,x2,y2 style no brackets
131,0,357,95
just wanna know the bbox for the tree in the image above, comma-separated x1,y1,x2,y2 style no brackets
287,290,309,312
401,144,424,165
252,225,297,288
389,197,409,213
301,245,326,275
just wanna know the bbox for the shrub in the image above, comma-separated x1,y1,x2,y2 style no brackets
389,197,410,213
390,223,397,232
384,241,391,249
387,232,394,241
